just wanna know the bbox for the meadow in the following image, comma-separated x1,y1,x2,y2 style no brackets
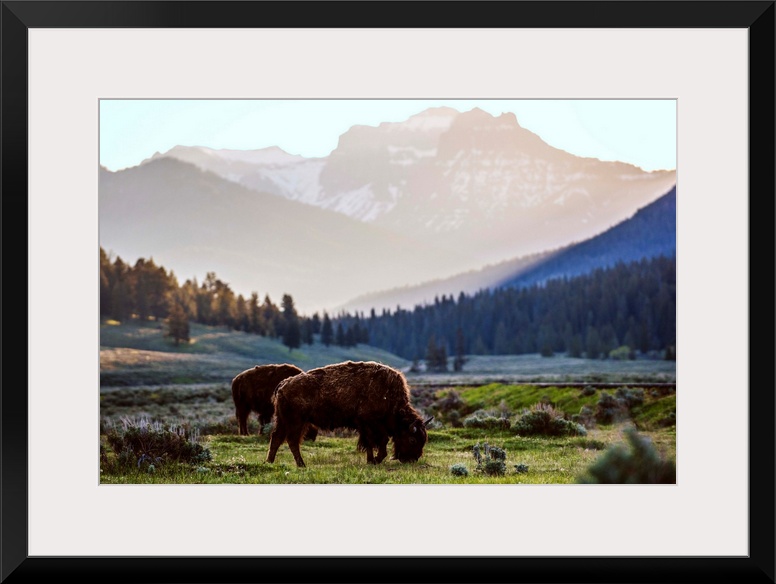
100,318,677,485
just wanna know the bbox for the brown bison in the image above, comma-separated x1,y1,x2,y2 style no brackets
266,360,432,467
231,363,308,436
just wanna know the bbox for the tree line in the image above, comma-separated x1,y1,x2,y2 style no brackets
101,247,366,352
100,246,676,362
335,255,676,364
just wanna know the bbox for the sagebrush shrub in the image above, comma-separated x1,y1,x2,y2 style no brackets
496,399,512,418
577,427,676,484
513,403,587,437
197,417,245,436
482,459,506,476
105,417,212,468
574,438,607,451
660,412,676,427
595,388,645,424
447,410,462,427
435,389,465,412
572,405,596,429
429,389,470,427
595,392,629,424
615,387,645,408
450,463,469,477
473,443,507,475
463,409,511,429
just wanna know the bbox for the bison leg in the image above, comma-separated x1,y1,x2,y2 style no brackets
258,406,274,436
285,427,306,468
266,425,287,463
375,438,389,464
304,426,318,442
236,407,249,436
357,432,377,464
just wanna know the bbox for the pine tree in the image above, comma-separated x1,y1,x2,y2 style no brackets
249,292,264,335
302,318,314,345
110,281,129,322
345,326,356,347
425,335,448,372
214,279,236,329
311,312,321,335
567,334,583,358
281,294,301,352
321,312,333,347
262,295,278,338
493,322,510,354
166,302,190,346
586,326,602,359
99,247,113,316
134,265,150,320
453,328,467,372
235,294,250,332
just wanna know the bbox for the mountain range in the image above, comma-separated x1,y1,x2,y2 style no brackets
99,106,676,314
338,185,676,314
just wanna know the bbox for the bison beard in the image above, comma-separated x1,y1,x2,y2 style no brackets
231,363,317,441
266,361,431,467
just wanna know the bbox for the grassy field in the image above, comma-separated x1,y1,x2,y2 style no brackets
100,423,675,485
407,354,676,386
99,318,677,484
99,382,676,485
100,318,410,387
100,318,676,388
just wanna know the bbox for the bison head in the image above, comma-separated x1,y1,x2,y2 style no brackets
393,416,433,463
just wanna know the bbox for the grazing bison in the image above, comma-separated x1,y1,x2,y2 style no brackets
266,360,432,467
231,364,309,436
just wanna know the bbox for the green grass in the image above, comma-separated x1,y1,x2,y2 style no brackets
100,319,676,484
100,318,409,387
422,383,675,433
99,382,676,485
455,383,602,414
632,393,676,430
101,318,675,388
100,423,675,484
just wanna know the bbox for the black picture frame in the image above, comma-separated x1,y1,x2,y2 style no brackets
2,2,773,583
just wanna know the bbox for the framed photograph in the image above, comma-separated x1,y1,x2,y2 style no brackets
5,1,773,582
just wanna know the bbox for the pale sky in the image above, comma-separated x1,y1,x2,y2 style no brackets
99,99,676,173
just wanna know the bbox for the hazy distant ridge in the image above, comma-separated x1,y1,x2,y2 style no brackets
339,185,676,313
102,107,676,314
146,107,676,266
99,157,479,313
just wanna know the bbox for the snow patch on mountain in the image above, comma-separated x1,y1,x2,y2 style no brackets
211,146,305,165
387,145,437,166
393,107,458,132
249,159,326,205
323,184,399,221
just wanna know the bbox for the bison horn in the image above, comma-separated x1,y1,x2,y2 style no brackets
423,416,434,426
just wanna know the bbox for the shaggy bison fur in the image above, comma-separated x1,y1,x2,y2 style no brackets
266,360,432,467
231,363,314,437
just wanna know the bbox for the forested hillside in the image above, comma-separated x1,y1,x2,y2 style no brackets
101,247,675,365
339,255,676,363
